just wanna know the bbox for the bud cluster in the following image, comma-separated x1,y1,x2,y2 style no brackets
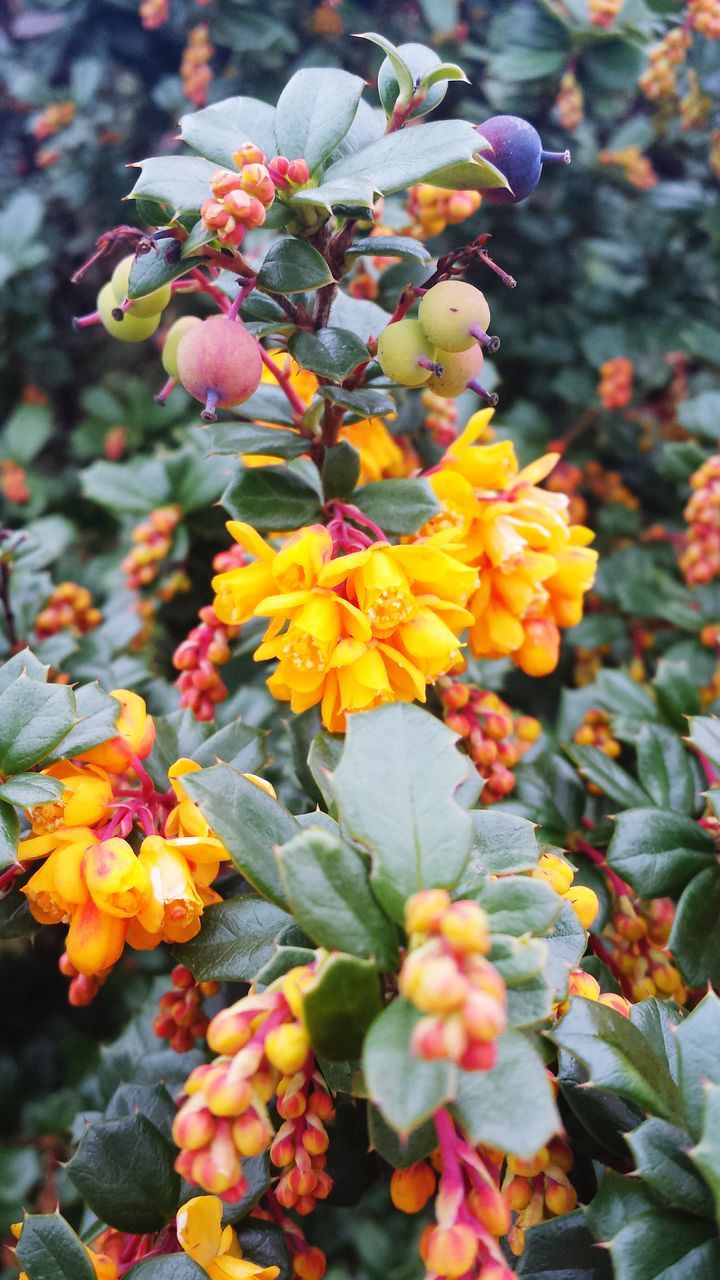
440,683,541,804
122,504,182,591
598,146,658,190
173,604,240,721
583,459,639,510
679,69,713,128
405,184,482,240
597,357,634,409
35,582,102,640
422,389,460,447
503,1138,577,1257
554,71,584,132
589,0,622,26
680,454,720,586
173,965,336,1214
604,895,687,1003
153,964,220,1053
201,145,309,246
556,966,632,1018
638,28,692,100
31,101,75,140
399,890,507,1070
573,708,621,785
181,24,214,109
139,0,169,29
688,0,720,38
532,851,599,931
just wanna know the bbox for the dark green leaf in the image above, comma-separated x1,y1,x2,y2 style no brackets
472,876,562,938
352,478,440,535
16,1214,95,1280
274,69,365,170
229,384,297,428
565,744,651,809
317,386,396,417
454,1031,560,1157
653,658,701,730
676,992,720,1137
517,1210,612,1279
363,997,455,1136
43,683,120,763
0,675,75,773
689,716,720,768
289,328,368,381
210,422,307,459
0,773,62,807
636,724,696,815
128,238,203,299
174,897,290,982
0,800,19,871
347,236,432,263
124,1259,206,1280
222,464,322,531
586,1171,720,1279
303,952,383,1060
257,240,334,294
66,1114,179,1233
627,1117,714,1218
670,866,720,988
321,440,361,500
105,1083,176,1145
277,827,398,969
690,1082,720,1228
367,1104,437,1168
235,1221,292,1280
467,810,540,875
607,808,713,898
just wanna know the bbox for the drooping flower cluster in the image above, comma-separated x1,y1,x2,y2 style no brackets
554,70,584,131
181,23,214,108
573,707,621,765
201,152,277,245
212,522,478,732
173,604,241,721
405,184,482,240
173,963,335,1215
503,1138,577,1258
598,147,658,190
679,69,713,128
31,100,75,140
417,411,597,678
122,504,182,590
422,388,460,448
532,851,599,931
153,963,220,1053
688,0,720,38
597,356,633,409
679,454,720,585
34,581,102,640
603,895,687,1003
399,890,507,1070
638,27,692,100
440,681,541,803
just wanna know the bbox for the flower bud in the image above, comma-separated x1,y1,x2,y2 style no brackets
439,900,491,955
404,888,452,936
265,1023,311,1075
425,1224,478,1279
390,1161,436,1213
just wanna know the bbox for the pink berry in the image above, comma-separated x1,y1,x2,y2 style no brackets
176,315,263,421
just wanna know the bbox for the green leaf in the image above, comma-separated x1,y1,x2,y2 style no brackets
333,704,472,922
367,1104,437,1168
235,1221,292,1280
43,683,120,763
274,69,365,171
607,808,714,898
467,810,540,875
257,239,334,294
472,876,562,938
105,1083,176,1144
454,1031,560,1158
363,997,455,1136
670,866,720,988
292,119,505,212
127,156,218,216
16,1213,95,1280
174,897,289,982
289,328,368,380
678,391,720,442
303,952,383,1060
183,765,295,909
0,773,62,807
543,900,588,999
228,384,297,428
629,999,683,1082
209,423,307,459
0,675,75,773
586,1171,720,1279
124,1259,206,1280
506,972,554,1030
689,716,720,768
1,403,52,465
517,1210,612,1279
347,236,431,263
222,464,322,531
690,1082,720,1228
317,386,395,418
128,238,203,300
352,478,440,535
594,670,659,723
321,440,361,500
0,800,19,871
490,935,548,986
66,1114,179,1233
676,992,720,1137
627,1117,714,1218
179,96,277,167
0,650,48,694
565,744,651,809
653,658,701,730
277,827,398,969
361,33,414,110
550,997,681,1122
81,457,170,516
635,724,696,816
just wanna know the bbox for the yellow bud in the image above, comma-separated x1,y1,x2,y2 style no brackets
565,885,599,929
265,1023,311,1075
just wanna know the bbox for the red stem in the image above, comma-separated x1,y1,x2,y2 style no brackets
574,836,629,897
259,348,307,418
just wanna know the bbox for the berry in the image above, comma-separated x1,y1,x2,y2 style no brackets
378,43,447,120
476,114,570,205
418,281,496,354
111,255,172,317
162,316,202,379
96,283,161,342
425,345,484,398
377,318,439,387
176,315,263,420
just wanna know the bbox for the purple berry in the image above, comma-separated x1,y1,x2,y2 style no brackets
477,115,570,206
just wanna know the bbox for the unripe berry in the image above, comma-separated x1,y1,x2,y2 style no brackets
377,318,439,387
477,114,570,205
176,315,263,420
418,281,495,354
111,255,172,316
162,316,202,378
425,344,485,398
97,283,161,342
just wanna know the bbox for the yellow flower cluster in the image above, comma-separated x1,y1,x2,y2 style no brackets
213,522,477,732
177,1196,280,1279
417,410,598,676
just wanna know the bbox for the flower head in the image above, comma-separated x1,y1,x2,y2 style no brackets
177,1195,280,1280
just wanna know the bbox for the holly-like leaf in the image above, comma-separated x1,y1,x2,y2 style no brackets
276,826,398,969
222,464,322,532
274,68,365,171
607,808,714,898
346,236,432,263
363,997,455,1136
321,440,361,501
183,765,296,910
0,772,62,808
303,952,383,1060
209,423,306,459
257,239,334,294
454,1031,560,1158
124,1259,206,1280
653,658,701,730
127,156,218,216
174,897,290,982
333,704,473,922
0,674,75,774
690,1083,720,1228
179,96,277,167
635,724,696,816
517,1210,612,1279
550,997,681,1122
670,866,720,988
0,799,20,871
128,238,203,300
16,1213,95,1280
367,1104,437,1169
289,328,368,380
465,811,540,876
676,992,720,1137
472,876,562,938
317,386,396,418
689,716,720,768
565,744,651,810
352,478,441,535
627,1117,714,1218
66,1113,180,1233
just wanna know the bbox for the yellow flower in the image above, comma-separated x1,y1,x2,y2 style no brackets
212,523,333,627
338,417,412,484
12,1222,118,1280
66,898,128,975
22,830,94,923
27,761,112,833
177,1196,280,1280
83,838,150,917
417,410,597,677
80,689,155,774
134,836,206,943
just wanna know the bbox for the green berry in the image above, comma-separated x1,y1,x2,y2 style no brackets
97,283,161,342
162,316,202,379
426,345,485,399
377,318,439,388
111,255,172,317
418,281,492,354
